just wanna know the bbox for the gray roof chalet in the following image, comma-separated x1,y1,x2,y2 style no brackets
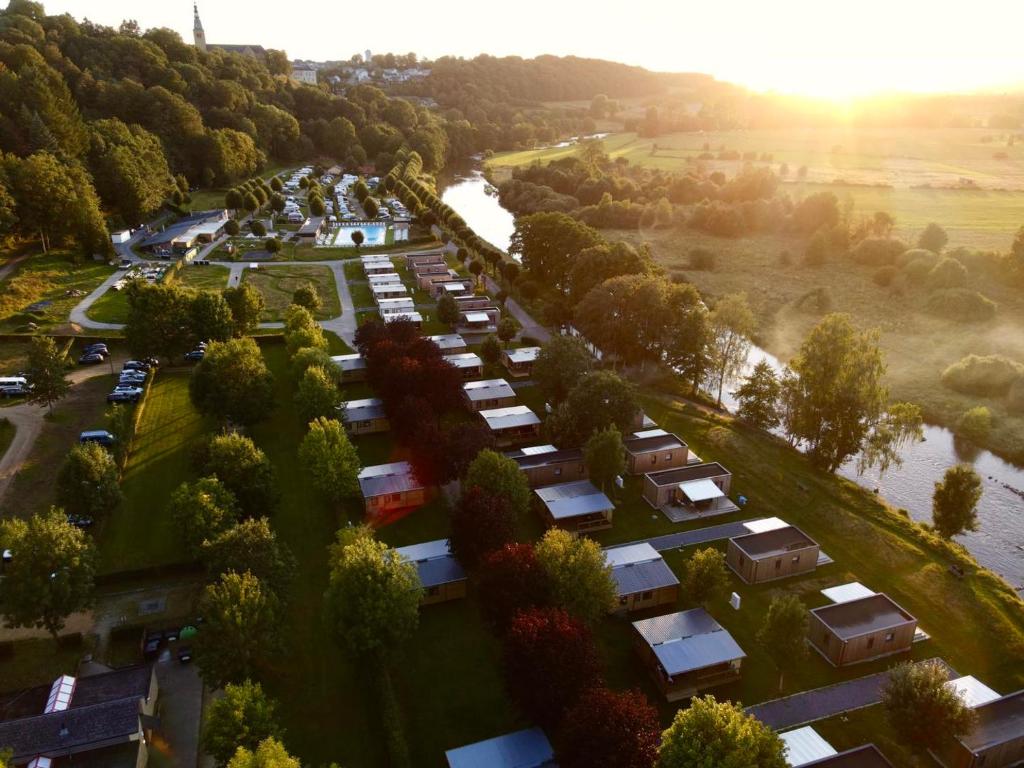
504,347,541,364
811,594,916,640
446,727,555,768
463,379,515,402
426,334,466,352
633,608,745,677
395,539,466,589
358,461,422,498
605,543,679,596
731,525,817,559
646,462,730,487
342,398,386,423
535,480,613,520
624,429,687,455
480,406,541,431
957,689,1024,752
330,353,366,373
802,745,894,768
506,445,583,470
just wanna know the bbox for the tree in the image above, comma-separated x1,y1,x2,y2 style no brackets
477,543,552,632
918,222,949,253
657,696,787,768
464,449,531,519
265,237,282,255
856,402,923,477
533,335,593,405
168,476,240,555
535,529,615,625
468,259,484,284
496,317,518,346
190,338,275,426
292,282,321,312
323,526,421,656
682,548,729,607
290,346,334,381
509,211,602,291
449,487,515,569
295,365,341,423
932,465,983,539
436,293,460,328
350,229,365,249
783,314,889,472
227,738,300,768
585,426,626,493
223,283,266,337
202,680,284,767
201,518,295,597
195,571,281,688
25,336,68,414
881,660,977,748
956,406,992,443
757,595,808,691
190,291,235,344
547,371,640,447
250,219,267,238
706,293,755,406
56,442,122,517
733,360,781,430
225,189,244,211
298,416,361,501
204,433,277,518
479,333,501,365
125,282,193,359
0,508,96,636
560,687,660,768
502,607,600,728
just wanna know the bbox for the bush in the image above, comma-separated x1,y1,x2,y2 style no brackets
688,248,716,271
927,257,968,290
897,248,940,269
850,237,906,266
250,220,267,237
956,406,992,443
941,354,1024,397
924,289,997,323
873,266,898,287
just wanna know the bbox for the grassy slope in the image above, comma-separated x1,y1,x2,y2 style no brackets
98,369,211,574
615,226,1024,461
0,251,114,333
242,265,340,321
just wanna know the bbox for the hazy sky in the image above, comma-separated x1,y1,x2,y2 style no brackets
29,0,1024,97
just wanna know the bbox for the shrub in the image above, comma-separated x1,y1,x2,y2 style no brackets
688,248,716,271
941,354,1024,397
873,266,898,287
897,248,940,269
927,257,968,290
957,406,992,443
850,237,906,266
924,289,997,323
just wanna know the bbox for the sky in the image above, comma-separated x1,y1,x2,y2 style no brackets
28,0,1024,98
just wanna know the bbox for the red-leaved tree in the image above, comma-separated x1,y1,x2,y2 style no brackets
477,543,552,632
558,687,660,768
449,487,515,569
503,607,600,728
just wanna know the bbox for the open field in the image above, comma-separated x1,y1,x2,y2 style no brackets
615,226,1024,461
97,369,211,574
172,263,230,291
85,286,128,324
488,128,1024,250
0,251,115,333
242,264,340,321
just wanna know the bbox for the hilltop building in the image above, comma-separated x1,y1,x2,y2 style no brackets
192,5,267,58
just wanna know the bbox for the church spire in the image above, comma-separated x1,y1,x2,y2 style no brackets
193,3,207,53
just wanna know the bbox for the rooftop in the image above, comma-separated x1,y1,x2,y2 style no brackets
801,745,894,767
426,334,466,351
535,480,613,520
811,593,916,640
946,675,1001,708
445,727,555,768
298,215,324,235
780,726,837,767
463,379,515,402
646,462,730,487
358,461,423,498
731,525,818,559
342,398,386,422
632,608,745,676
394,540,466,589
958,689,1024,751
605,543,679,596
623,430,687,455
462,311,494,323
445,353,483,369
330,353,366,372
506,445,583,470
480,406,541,431
504,346,541,364
371,283,409,295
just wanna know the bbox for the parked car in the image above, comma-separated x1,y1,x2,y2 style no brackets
184,350,205,362
84,343,109,357
123,360,151,372
177,646,193,663
0,383,32,398
117,259,132,269
142,632,162,660
80,430,116,447
78,352,104,365
107,390,141,404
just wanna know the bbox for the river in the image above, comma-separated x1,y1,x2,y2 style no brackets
440,164,1024,590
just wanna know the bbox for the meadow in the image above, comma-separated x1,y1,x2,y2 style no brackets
0,251,114,333
242,264,341,321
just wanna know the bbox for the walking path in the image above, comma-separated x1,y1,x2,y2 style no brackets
745,658,956,730
484,275,550,342
608,518,761,553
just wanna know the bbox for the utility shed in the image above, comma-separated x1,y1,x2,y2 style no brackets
802,745,895,767
632,608,745,701
727,525,821,584
939,689,1024,768
605,543,679,612
357,461,431,517
445,727,555,768
623,429,689,475
394,539,466,606
506,445,587,488
534,479,614,534
808,593,917,667
781,726,838,766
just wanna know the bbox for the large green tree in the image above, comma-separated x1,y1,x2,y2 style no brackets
295,365,341,424
682,548,729,607
657,696,787,768
733,360,781,431
203,433,277,518
200,518,296,597
706,292,755,406
534,528,615,625
86,118,172,225
532,335,593,405
298,416,361,501
463,449,531,520
202,680,284,767
509,211,602,291
584,426,625,493
882,660,976,748
56,442,122,517
932,464,984,539
757,594,809,691
125,282,194,359
190,338,275,425
547,371,640,448
0,508,96,636
226,739,300,768
168,476,239,555
223,283,266,337
25,335,68,414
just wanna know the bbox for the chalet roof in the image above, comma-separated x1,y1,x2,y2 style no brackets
605,543,679,596
632,608,745,676
646,462,730,487
445,727,554,768
535,480,613,520
463,379,515,402
358,461,422,498
394,540,466,589
811,594,916,640
623,430,687,455
957,689,1024,751
730,525,818,559
480,406,540,431
506,445,584,470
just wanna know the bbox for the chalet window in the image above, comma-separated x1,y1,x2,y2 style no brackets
641,591,653,600
775,559,782,570
885,632,895,642
650,455,656,464
390,493,401,502
554,468,562,476
427,586,440,596
738,555,745,567
619,596,628,605
822,633,830,648
665,453,673,461
867,637,875,650
792,555,800,563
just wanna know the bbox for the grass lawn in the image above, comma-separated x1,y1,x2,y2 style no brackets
348,282,374,309
85,286,129,324
615,225,1024,462
97,369,212,574
0,637,88,694
0,250,114,333
0,339,31,373
0,417,15,458
172,264,230,291
243,265,340,321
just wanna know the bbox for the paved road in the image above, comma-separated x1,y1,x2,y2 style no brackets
746,658,956,730
484,275,550,342
608,519,762,553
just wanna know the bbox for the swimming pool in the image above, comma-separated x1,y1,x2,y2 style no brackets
330,223,388,247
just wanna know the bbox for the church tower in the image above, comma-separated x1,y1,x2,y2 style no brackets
193,3,207,53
